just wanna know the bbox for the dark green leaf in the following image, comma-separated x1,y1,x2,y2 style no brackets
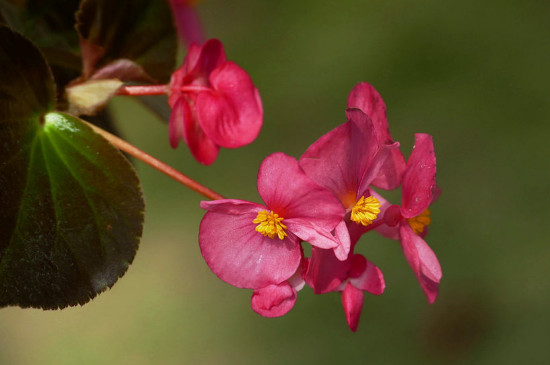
6,0,83,96
76,0,177,82
21,0,81,52
0,26,144,309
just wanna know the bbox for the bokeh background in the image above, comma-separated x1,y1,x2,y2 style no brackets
1,0,550,363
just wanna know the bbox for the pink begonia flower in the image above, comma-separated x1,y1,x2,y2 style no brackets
251,256,307,317
305,247,384,331
338,254,384,332
199,152,345,289
168,39,263,165
347,82,406,190
382,133,442,304
168,0,205,47
299,108,399,261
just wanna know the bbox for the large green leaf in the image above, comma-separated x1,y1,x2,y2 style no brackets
0,26,144,309
76,0,177,83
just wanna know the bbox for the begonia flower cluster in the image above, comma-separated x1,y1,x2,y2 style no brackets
168,39,263,165
198,82,441,331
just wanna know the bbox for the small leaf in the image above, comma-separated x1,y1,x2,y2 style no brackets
76,0,177,83
0,26,144,309
66,78,123,116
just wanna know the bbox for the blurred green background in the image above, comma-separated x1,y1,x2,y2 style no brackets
2,0,550,363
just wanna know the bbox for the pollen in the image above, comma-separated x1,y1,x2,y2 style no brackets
253,210,288,240
408,209,431,235
350,196,381,226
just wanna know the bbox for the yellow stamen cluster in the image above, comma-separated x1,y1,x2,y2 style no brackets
253,210,288,240
350,196,381,226
408,209,431,235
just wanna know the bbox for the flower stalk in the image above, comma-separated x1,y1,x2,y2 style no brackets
83,120,225,200
116,85,169,96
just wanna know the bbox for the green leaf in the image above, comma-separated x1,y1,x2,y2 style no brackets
0,26,144,309
76,0,177,83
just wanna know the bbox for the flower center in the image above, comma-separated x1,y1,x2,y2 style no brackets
350,196,381,226
253,210,288,240
408,209,431,235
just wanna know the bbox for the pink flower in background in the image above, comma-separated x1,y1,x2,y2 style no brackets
199,153,345,289
347,82,406,190
168,0,205,47
299,108,400,260
381,133,442,303
169,39,263,164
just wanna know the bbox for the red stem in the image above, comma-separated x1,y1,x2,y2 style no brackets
116,84,212,96
116,85,169,96
83,121,225,201
179,85,212,93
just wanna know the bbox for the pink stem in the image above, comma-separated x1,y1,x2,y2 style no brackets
179,85,212,93
116,84,211,96
83,121,225,201
117,85,169,96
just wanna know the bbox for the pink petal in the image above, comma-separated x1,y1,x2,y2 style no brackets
251,281,297,318
401,134,437,219
299,122,353,200
347,82,406,190
257,153,344,230
168,0,205,47
299,121,355,200
299,155,356,208
169,43,201,99
375,220,400,240
349,255,385,295
300,109,381,204
168,98,186,148
287,257,307,292
399,223,442,304
347,82,390,142
332,220,351,261
345,108,379,183
182,98,219,165
189,39,226,83
341,282,364,332
373,146,407,190
196,61,263,148
357,142,401,196
182,43,201,75
305,247,352,294
375,198,401,241
200,199,264,214
284,218,338,249
199,210,302,289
